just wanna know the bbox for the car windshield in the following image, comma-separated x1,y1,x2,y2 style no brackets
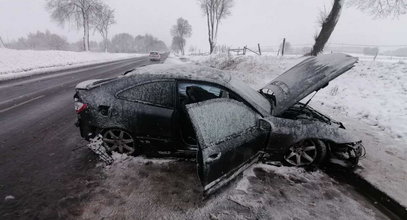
229,77,272,115
150,52,158,55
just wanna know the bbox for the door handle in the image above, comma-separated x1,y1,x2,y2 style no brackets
207,152,222,163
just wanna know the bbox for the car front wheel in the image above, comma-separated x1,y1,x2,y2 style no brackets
283,139,327,167
102,129,139,155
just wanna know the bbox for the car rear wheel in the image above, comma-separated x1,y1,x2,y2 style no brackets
283,139,327,167
102,129,139,155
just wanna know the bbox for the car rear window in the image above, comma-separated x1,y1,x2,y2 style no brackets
117,81,175,107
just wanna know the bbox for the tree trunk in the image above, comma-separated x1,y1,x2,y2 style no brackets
209,40,215,54
181,40,185,55
82,12,90,51
0,37,5,48
85,19,90,51
309,0,344,56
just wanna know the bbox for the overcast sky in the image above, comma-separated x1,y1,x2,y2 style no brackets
1,0,407,51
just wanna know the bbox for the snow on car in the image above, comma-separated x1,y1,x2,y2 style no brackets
74,53,364,194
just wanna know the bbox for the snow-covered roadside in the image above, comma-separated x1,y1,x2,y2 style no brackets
318,103,407,208
0,48,145,81
189,53,407,207
80,155,385,219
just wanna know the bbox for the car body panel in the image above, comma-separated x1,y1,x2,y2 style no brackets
264,116,359,152
261,53,358,116
186,98,270,195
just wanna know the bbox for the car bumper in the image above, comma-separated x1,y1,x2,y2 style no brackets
328,141,365,169
75,116,96,141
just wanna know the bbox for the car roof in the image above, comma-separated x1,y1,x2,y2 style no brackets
126,63,232,84
123,63,270,116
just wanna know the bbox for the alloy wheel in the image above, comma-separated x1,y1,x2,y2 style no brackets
102,129,136,155
284,140,319,166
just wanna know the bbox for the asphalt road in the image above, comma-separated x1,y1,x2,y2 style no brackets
0,54,168,219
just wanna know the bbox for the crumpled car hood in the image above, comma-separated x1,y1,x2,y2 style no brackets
261,53,358,116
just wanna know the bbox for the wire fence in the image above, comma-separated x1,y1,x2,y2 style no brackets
224,40,407,60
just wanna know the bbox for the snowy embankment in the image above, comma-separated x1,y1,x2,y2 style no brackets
0,48,144,81
80,154,382,219
189,53,407,207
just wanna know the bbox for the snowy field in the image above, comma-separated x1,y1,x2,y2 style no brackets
0,48,144,81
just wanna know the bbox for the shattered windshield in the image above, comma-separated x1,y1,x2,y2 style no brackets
229,77,272,115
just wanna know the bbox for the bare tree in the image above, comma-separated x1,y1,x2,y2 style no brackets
47,0,102,51
171,36,185,54
309,0,344,56
94,3,115,52
199,0,234,54
170,18,192,55
309,0,407,56
348,0,407,18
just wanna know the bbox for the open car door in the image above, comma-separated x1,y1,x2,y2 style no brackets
186,99,270,195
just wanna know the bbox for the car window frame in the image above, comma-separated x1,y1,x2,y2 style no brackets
176,80,262,115
116,79,176,109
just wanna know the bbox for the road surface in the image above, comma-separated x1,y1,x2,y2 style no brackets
0,54,168,219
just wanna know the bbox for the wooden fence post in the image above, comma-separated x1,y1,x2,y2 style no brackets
258,43,262,55
281,38,286,56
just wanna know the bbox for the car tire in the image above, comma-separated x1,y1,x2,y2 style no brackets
102,128,140,155
283,139,327,167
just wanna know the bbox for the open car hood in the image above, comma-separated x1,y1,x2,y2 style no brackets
261,53,358,116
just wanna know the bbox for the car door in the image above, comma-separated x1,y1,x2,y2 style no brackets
186,98,271,195
116,80,176,140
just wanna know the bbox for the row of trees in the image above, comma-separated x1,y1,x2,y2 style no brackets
7,31,69,51
110,33,168,53
4,30,167,53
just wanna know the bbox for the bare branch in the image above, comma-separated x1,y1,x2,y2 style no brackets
348,0,407,18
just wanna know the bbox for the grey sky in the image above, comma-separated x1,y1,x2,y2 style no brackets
1,0,406,51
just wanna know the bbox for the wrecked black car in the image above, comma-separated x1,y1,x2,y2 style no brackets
74,53,364,194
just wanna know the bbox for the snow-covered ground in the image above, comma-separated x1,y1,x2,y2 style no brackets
188,53,407,207
80,155,386,219
0,48,144,81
